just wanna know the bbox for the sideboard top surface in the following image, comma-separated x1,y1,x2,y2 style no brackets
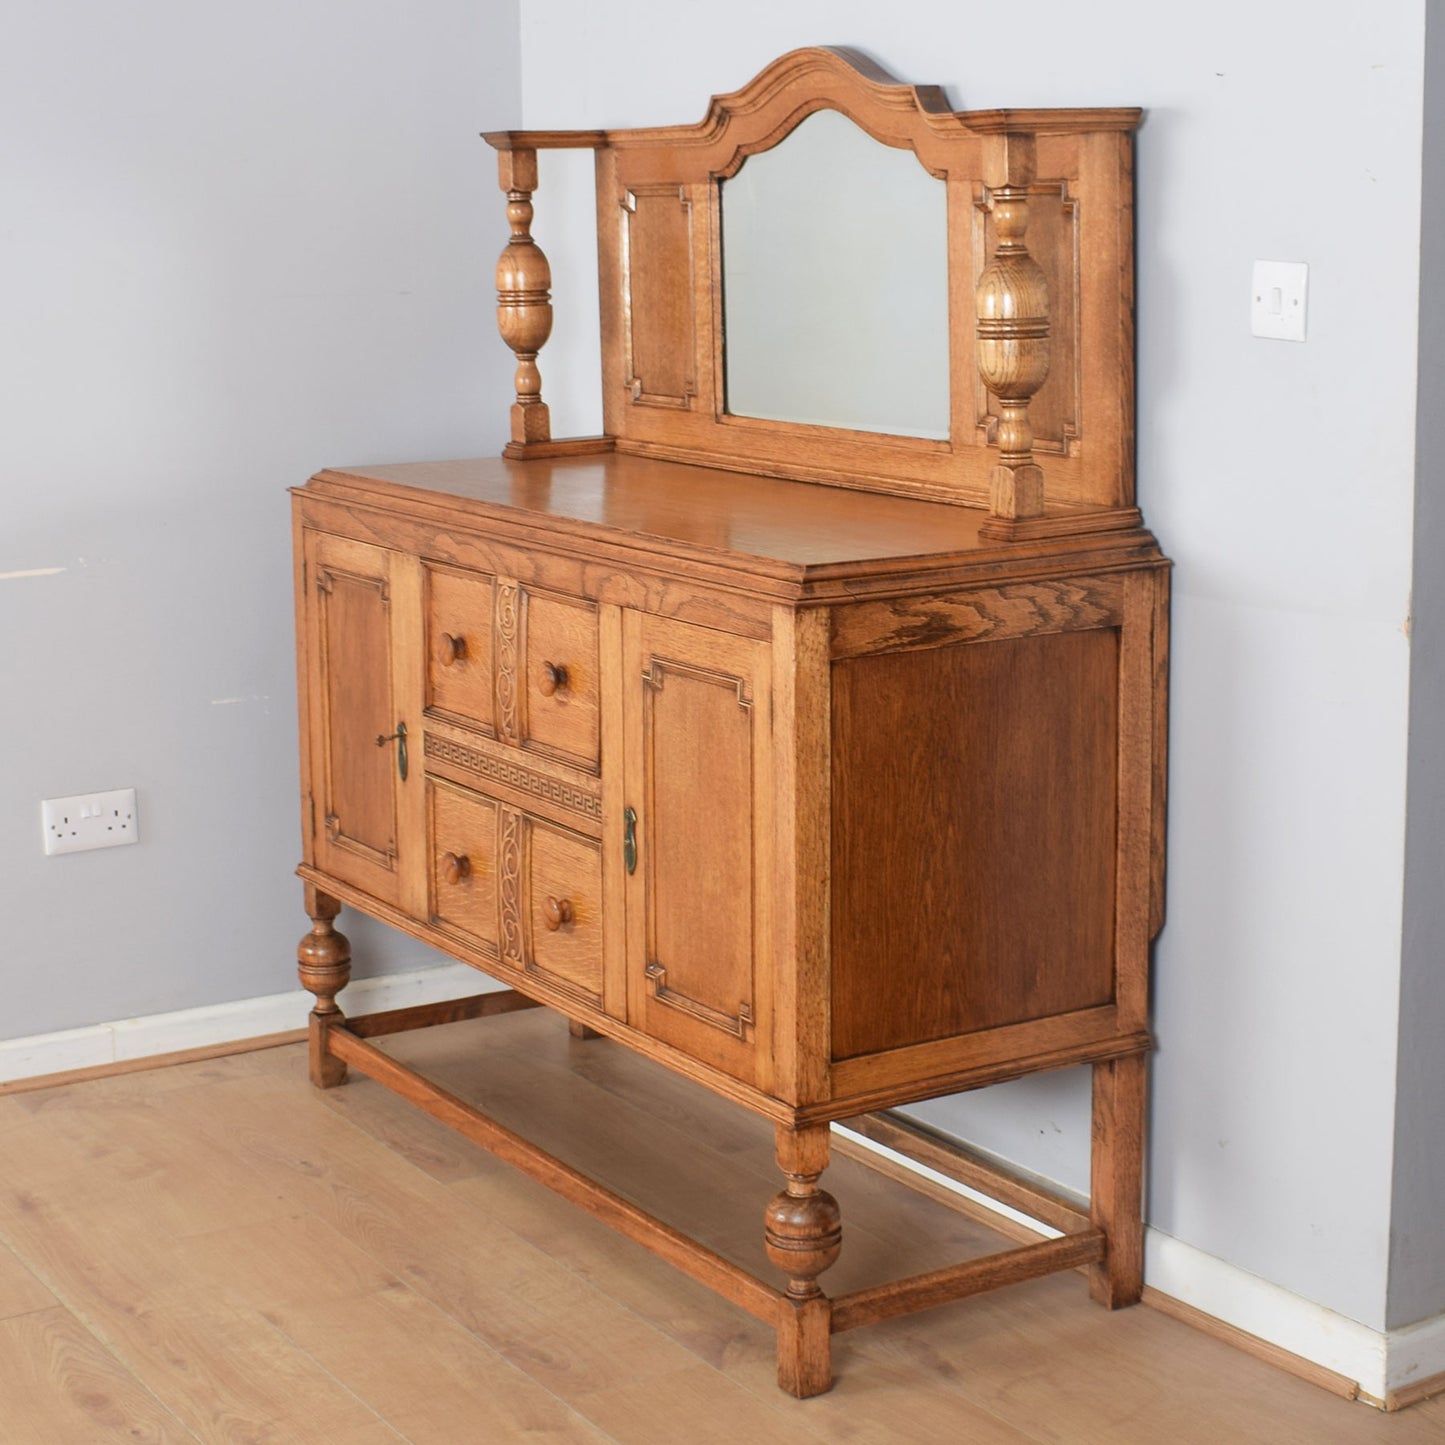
302,454,1160,586
307,453,983,565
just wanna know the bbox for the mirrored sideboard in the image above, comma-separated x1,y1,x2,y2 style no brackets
292,48,1167,1397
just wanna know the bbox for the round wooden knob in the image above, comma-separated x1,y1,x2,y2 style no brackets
538,661,569,697
440,633,467,667
441,852,471,886
543,895,574,931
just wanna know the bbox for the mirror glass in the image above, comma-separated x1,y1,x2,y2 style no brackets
720,108,950,441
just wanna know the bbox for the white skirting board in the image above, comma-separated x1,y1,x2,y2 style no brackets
0,963,498,1085
1144,1226,1445,1403
1,981,1440,1405
833,1125,1445,1406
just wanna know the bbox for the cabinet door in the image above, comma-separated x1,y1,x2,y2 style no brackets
622,613,773,1087
300,532,424,912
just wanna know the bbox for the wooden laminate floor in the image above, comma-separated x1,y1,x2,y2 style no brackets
0,1009,1441,1444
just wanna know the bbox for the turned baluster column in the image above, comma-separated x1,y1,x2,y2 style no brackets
493,145,553,456
296,883,350,1089
976,134,1050,521
765,1122,842,1397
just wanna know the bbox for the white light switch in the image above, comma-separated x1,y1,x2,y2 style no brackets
1252,260,1308,341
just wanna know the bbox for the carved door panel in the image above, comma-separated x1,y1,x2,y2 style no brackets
301,532,424,912
622,613,773,1087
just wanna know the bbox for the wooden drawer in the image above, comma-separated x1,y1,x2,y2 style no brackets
427,777,500,958
427,565,599,775
425,564,496,734
519,588,600,772
428,771,602,1007
515,813,603,1005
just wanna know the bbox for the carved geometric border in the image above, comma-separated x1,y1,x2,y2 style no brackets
424,732,602,821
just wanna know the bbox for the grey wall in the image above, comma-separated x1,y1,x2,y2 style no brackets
1,1,519,1036
521,1,1429,1332
1390,0,1445,1333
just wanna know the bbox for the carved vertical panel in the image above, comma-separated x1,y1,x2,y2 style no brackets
499,804,525,968
494,580,522,745
621,184,697,408
975,142,1052,521
975,182,1079,455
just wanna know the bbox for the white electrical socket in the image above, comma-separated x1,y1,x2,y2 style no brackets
42,788,139,855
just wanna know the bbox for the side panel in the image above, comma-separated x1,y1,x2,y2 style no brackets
830,627,1119,1060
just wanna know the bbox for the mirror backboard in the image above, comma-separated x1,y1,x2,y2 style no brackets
486,48,1142,513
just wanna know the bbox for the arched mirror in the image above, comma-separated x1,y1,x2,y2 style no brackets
719,108,950,440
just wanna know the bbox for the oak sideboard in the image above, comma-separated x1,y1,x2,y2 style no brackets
293,48,1168,1396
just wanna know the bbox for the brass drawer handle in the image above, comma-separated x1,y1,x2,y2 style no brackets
441,851,471,886
543,895,574,930
440,632,467,667
538,661,569,697
623,806,637,875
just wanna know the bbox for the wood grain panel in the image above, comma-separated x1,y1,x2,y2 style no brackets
833,576,1123,658
822,1010,1141,1118
622,183,696,408
831,628,1119,1059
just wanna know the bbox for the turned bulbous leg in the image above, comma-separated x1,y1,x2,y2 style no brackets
764,1184,842,1299
297,884,350,1088
767,1123,840,1398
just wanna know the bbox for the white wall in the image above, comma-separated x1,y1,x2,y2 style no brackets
1,1,519,1037
521,2,1427,1332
